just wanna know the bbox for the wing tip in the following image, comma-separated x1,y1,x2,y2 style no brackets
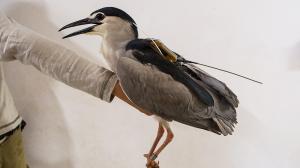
213,118,235,136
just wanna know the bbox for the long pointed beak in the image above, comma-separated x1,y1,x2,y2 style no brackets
59,18,102,39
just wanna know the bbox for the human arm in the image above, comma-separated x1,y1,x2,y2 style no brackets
0,12,152,115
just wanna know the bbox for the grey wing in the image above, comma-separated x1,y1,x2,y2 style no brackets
183,63,239,107
116,56,200,119
116,56,224,135
175,52,239,108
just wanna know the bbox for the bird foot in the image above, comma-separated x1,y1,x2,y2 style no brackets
146,160,159,168
144,154,160,168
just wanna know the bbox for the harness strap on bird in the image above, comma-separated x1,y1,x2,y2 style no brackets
133,23,262,84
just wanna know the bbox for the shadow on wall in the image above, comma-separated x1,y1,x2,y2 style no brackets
3,1,98,168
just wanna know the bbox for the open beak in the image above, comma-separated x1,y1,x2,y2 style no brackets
59,18,102,39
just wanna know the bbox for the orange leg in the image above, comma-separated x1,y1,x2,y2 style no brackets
145,123,164,161
145,121,174,168
150,126,174,162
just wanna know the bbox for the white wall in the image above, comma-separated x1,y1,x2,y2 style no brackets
1,0,300,168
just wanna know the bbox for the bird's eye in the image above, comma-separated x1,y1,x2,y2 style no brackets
95,13,105,20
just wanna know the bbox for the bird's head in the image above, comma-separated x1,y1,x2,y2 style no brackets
59,7,138,39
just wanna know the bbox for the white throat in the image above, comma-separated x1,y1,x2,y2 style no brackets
98,18,136,72
101,33,134,72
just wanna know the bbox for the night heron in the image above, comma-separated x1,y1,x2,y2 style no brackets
59,7,239,167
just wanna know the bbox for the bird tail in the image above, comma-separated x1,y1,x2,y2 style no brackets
213,118,235,136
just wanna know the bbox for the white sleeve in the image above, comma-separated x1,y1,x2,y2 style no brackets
0,13,118,102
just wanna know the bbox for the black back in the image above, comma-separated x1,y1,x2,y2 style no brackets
126,39,215,106
91,7,138,38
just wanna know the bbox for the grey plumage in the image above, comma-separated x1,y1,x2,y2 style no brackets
59,7,240,165
117,45,238,135
183,63,239,107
